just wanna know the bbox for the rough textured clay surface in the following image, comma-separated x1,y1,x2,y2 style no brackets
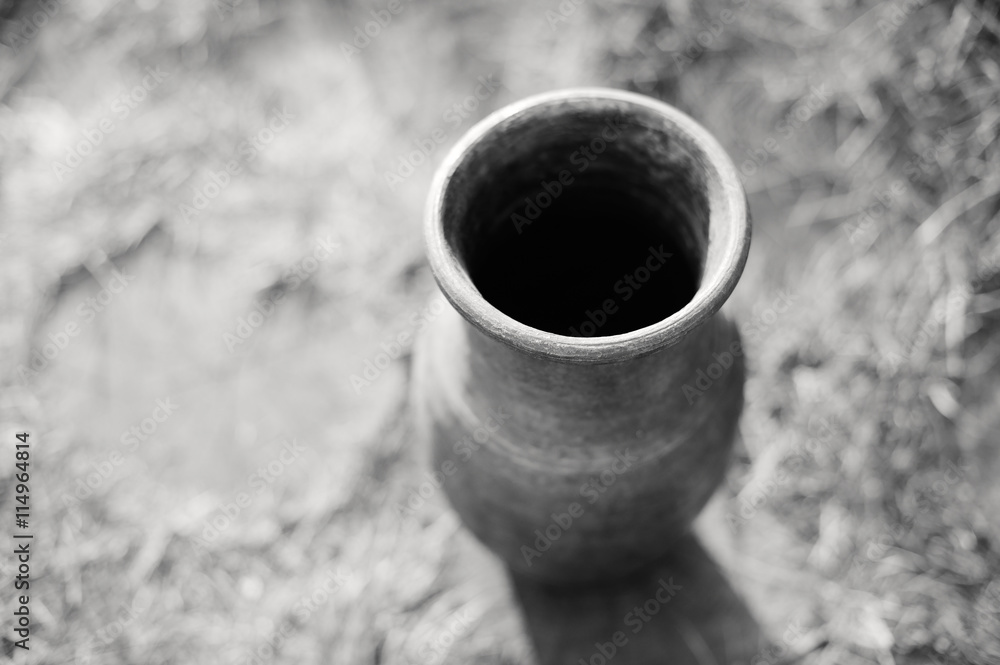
413,89,751,584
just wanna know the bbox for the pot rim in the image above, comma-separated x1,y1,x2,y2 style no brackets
425,87,751,364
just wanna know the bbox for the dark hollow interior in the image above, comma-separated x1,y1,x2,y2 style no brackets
446,107,709,338
471,184,697,336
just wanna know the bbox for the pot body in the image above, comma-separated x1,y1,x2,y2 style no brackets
412,304,744,583
413,88,751,584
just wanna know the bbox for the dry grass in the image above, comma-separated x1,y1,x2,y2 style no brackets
0,0,999,663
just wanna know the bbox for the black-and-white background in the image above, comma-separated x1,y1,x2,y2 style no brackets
1,0,999,663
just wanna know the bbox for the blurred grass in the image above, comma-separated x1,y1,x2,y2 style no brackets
1,0,999,663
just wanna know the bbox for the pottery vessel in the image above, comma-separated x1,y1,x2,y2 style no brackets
412,88,751,584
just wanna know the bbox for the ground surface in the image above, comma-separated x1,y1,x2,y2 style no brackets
1,0,999,663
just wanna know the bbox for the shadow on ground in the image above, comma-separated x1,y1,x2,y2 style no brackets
511,533,764,665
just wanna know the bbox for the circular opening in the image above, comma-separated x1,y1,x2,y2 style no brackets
465,129,704,337
428,89,749,362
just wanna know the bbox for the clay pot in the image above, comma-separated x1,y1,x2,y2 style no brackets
412,88,751,584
